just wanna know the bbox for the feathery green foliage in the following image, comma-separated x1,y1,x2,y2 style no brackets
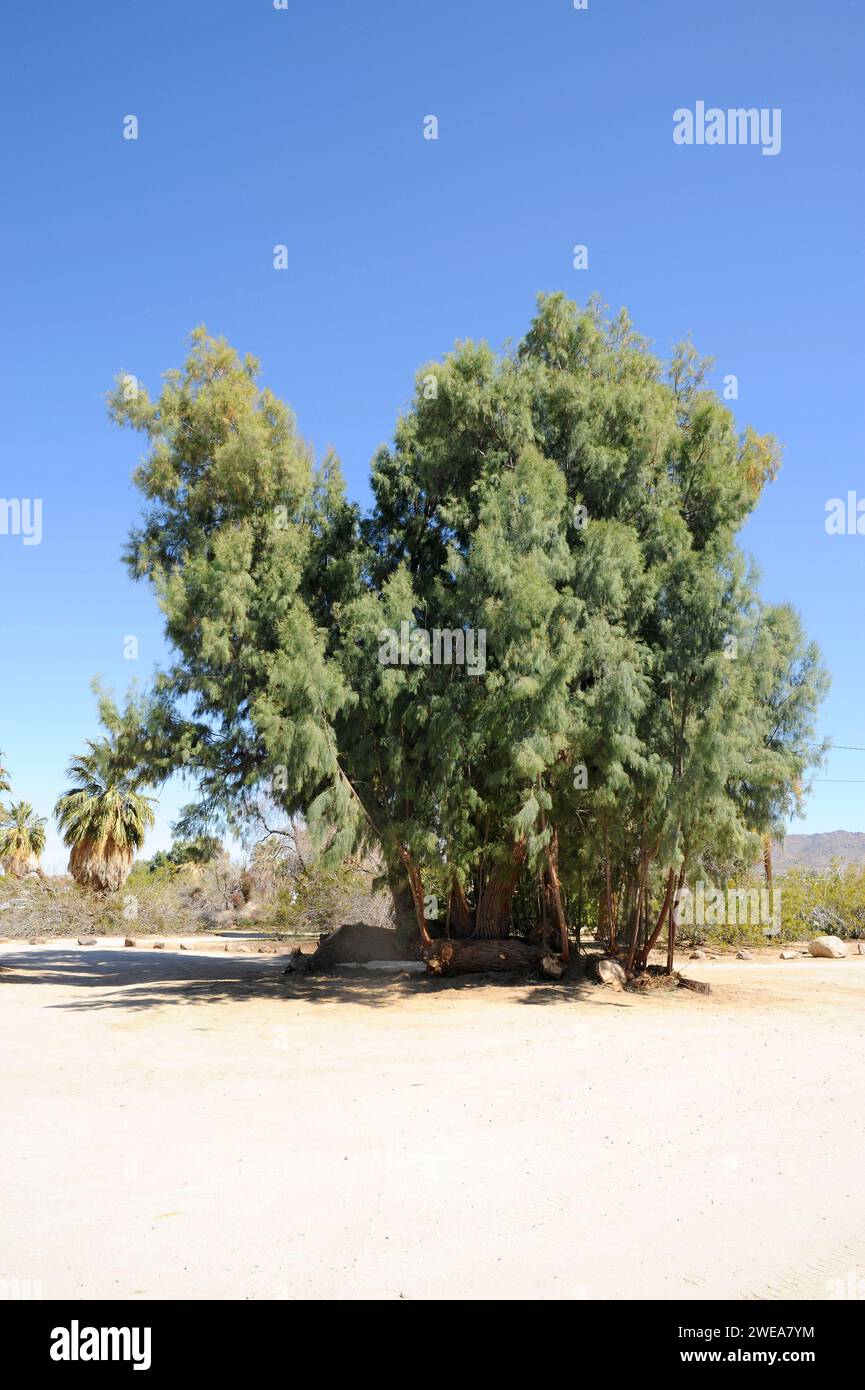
107,300,828,958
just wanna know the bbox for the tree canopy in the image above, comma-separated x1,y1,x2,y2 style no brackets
106,296,828,963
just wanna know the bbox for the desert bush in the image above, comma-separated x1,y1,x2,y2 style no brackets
777,861,865,940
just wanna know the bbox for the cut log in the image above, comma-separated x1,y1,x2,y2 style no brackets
676,974,711,995
306,922,419,973
423,939,543,976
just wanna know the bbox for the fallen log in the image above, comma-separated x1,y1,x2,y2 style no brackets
305,923,419,973
424,939,544,976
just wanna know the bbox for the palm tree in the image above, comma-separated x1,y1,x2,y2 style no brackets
54,741,156,893
0,751,10,798
0,801,47,877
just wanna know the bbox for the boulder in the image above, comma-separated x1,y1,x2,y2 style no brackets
780,949,799,959
152,940,165,950
809,936,848,959
597,958,626,990
124,937,137,948
736,949,753,960
307,923,417,972
77,937,96,946
690,949,707,960
540,953,566,980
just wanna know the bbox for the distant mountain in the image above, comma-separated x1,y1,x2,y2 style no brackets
775,831,865,872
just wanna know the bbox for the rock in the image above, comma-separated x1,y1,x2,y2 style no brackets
540,953,566,980
690,949,707,960
28,936,47,946
307,922,416,972
780,949,799,959
77,937,96,946
180,943,190,950
225,941,253,954
857,941,865,956
152,940,165,950
736,950,753,960
124,937,137,948
809,936,848,959
597,958,626,990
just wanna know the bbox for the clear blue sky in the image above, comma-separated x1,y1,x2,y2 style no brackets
1,0,863,871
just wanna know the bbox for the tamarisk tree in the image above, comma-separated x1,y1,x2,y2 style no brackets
107,299,827,967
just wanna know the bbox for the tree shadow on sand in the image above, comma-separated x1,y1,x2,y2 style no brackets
0,947,630,1013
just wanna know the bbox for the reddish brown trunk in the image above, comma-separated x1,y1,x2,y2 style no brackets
388,848,431,948
625,851,650,975
447,876,475,938
543,826,569,962
636,866,676,971
666,866,686,974
473,842,526,939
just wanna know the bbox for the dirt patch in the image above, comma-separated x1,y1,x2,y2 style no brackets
1,943,864,1300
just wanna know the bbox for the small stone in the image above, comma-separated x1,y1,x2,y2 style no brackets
809,936,848,959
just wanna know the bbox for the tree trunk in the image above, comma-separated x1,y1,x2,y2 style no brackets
603,823,616,951
388,854,431,949
636,866,676,971
424,938,543,976
625,851,649,975
447,876,475,938
666,867,685,975
389,871,417,937
543,825,569,962
473,842,526,939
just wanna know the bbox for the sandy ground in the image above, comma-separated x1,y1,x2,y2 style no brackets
1,940,864,1302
